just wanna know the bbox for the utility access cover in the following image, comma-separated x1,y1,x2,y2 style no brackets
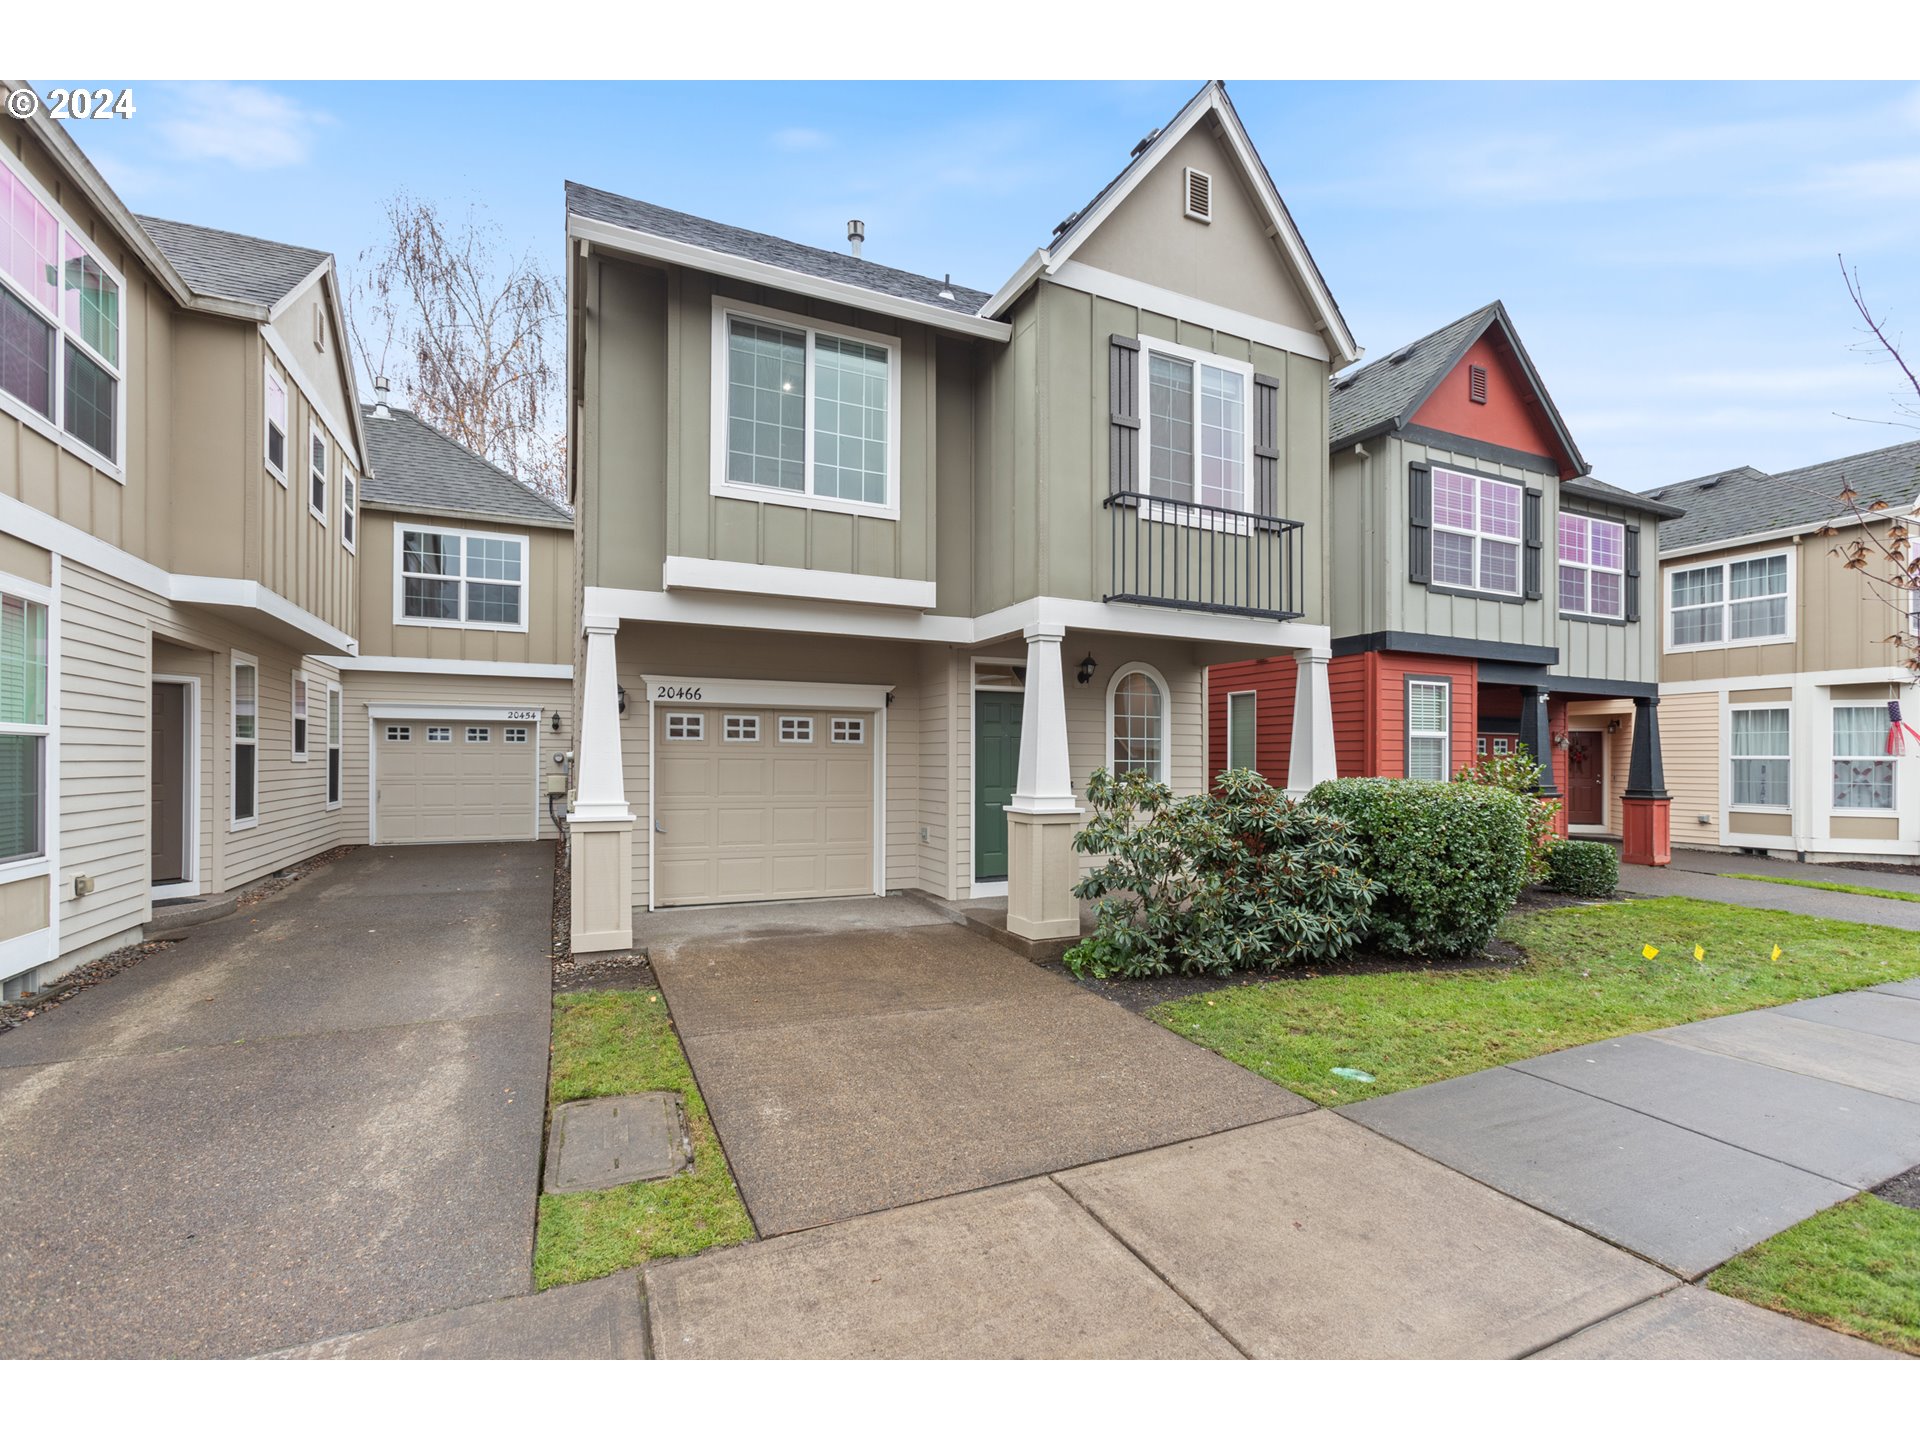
544,1092,692,1194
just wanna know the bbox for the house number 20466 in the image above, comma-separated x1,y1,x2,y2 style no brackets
655,685,703,702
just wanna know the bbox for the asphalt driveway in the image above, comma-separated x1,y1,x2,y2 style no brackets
0,843,553,1359
646,898,1309,1235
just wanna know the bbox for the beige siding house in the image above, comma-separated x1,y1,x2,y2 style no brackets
565,81,1361,951
1655,440,1920,862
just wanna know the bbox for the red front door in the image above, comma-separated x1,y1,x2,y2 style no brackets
1567,730,1606,827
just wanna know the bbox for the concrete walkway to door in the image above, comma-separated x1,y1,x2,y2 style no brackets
0,844,554,1359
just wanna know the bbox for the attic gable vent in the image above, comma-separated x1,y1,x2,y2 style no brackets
1469,364,1488,404
1183,167,1212,223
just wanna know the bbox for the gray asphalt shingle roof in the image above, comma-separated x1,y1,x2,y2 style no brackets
360,405,572,528
1655,440,1920,551
135,214,329,309
565,182,992,318
1328,304,1502,448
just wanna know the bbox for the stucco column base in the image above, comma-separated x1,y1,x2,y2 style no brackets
569,817,634,953
1621,797,1672,868
1005,809,1083,942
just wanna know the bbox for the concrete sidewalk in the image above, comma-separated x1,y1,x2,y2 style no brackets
1622,850,1920,929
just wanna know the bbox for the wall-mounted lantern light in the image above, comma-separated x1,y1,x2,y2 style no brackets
1076,654,1098,685
616,685,628,716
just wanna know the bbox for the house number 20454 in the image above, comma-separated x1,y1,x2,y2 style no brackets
655,685,703,702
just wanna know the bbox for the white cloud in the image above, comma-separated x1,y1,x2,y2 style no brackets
772,127,830,151
153,83,330,169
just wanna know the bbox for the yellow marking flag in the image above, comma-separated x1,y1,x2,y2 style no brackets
1771,944,1783,962
1694,944,1705,961
1642,944,1660,960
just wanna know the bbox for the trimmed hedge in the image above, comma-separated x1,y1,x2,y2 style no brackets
1307,777,1531,959
1544,839,1620,897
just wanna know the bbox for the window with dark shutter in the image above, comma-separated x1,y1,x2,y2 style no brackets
1409,463,1432,585
1109,334,1140,499
1253,373,1280,526
1625,523,1642,622
1524,488,1544,600
1469,364,1489,404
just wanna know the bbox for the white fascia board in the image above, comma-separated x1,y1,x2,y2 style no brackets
1049,263,1331,362
333,656,572,679
1656,511,1900,562
978,249,1050,320
570,215,1012,343
360,498,573,532
267,258,334,322
663,555,937,610
260,322,363,473
171,576,359,656
1659,667,1912,697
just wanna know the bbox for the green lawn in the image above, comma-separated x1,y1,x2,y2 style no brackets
1155,897,1920,1106
1723,872,1920,904
1709,1196,1920,1355
533,991,755,1289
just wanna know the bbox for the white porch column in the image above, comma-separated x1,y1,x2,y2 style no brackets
1285,646,1337,798
568,621,634,953
1006,624,1081,943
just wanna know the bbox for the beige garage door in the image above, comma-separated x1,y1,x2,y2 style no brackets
654,706,874,906
377,720,535,844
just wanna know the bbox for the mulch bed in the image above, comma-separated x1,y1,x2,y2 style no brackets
1873,1165,1920,1211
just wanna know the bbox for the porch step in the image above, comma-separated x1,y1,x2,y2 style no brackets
908,890,1091,965
144,891,241,941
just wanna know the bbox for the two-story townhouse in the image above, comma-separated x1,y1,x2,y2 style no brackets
1654,439,1920,862
335,393,575,846
1,89,365,997
1206,302,1686,864
564,81,1360,952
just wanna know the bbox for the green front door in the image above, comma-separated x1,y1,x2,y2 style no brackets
974,692,1022,882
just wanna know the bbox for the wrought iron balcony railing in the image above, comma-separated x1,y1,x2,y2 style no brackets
1103,491,1305,621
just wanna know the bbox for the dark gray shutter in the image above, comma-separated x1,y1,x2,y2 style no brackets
1524,487,1544,600
1109,334,1140,499
1409,463,1432,585
1625,522,1642,622
1253,372,1280,527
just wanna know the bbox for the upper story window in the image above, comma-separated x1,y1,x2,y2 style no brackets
1667,551,1791,652
1558,513,1626,619
265,363,288,481
711,299,901,518
0,155,123,474
341,468,357,552
396,525,528,631
1431,467,1521,596
1141,338,1252,513
308,424,329,523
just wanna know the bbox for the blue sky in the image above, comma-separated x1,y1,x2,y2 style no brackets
64,79,1920,492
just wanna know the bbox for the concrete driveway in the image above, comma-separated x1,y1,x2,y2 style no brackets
1622,850,1920,929
0,844,553,1359
645,897,1309,1235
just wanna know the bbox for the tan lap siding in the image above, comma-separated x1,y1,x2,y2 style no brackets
1661,690,1722,849
916,648,955,897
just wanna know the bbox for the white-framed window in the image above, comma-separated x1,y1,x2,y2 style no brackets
0,589,51,868
1558,513,1627,619
1731,706,1791,808
504,727,529,744
830,717,865,745
426,726,451,743
1430,467,1522,596
1668,551,1792,651
779,716,814,744
1493,737,1511,756
466,726,491,743
291,672,309,760
711,298,902,518
1225,691,1257,773
1477,736,1487,755
665,712,703,741
1407,679,1451,781
341,468,357,552
723,714,760,742
308,423,329,524
1139,337,1254,514
230,653,259,829
0,151,124,477
396,525,529,632
326,684,342,809
385,725,411,742
1833,705,1895,811
265,362,288,481
1107,663,1168,780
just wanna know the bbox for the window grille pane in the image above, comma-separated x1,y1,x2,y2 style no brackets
1197,365,1245,510
1432,470,1476,530
1729,555,1787,600
63,342,116,459
465,582,520,625
1731,708,1788,757
1832,706,1885,757
1432,530,1475,588
1671,605,1722,646
1111,673,1163,774
1557,513,1587,564
1481,539,1519,594
403,531,460,575
727,318,806,492
233,664,257,741
1589,520,1624,569
1147,354,1194,502
0,285,53,420
1728,595,1787,640
0,732,43,861
813,334,889,505
1560,565,1587,614
0,595,48,726
63,235,118,365
1671,567,1721,609
1478,478,1521,540
1733,758,1790,807
466,537,521,582
0,167,58,310
403,577,460,620
1590,570,1623,617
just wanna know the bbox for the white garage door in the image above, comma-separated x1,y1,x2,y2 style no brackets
376,720,536,844
654,706,874,906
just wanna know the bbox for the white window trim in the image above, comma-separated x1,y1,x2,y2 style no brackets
341,468,357,554
325,681,343,811
1225,689,1257,773
265,360,289,485
1429,467,1523,598
466,726,491,743
665,712,704,741
308,421,329,525
385,725,412,742
1105,661,1171,782
778,715,815,744
230,651,260,831
290,670,309,761
1727,701,1793,813
708,295,903,522
1137,335,1258,523
1557,512,1627,620
1665,548,1795,655
831,716,865,744
393,524,532,634
0,574,55,882
1406,677,1452,781
426,726,452,743
723,714,760,742
0,147,127,482
1829,702,1898,815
